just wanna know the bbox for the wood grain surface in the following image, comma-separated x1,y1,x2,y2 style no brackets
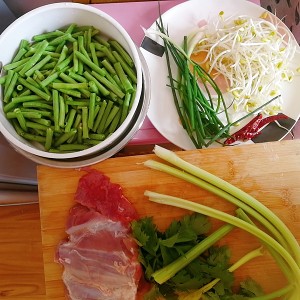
37,140,300,299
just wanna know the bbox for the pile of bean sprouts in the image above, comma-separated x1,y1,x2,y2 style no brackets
188,12,298,117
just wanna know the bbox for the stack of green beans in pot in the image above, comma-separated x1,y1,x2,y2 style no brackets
0,23,137,153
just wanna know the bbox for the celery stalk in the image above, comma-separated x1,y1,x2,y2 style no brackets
149,145,300,266
144,190,300,282
144,159,289,253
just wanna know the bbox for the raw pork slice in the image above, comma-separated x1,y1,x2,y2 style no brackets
56,169,142,300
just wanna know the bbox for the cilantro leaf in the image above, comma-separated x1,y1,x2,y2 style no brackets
239,278,265,297
131,217,160,256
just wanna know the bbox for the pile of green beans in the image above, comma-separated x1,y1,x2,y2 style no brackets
0,23,137,153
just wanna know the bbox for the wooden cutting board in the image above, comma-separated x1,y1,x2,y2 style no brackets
38,140,300,299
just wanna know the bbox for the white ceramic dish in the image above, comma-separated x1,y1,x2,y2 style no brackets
0,2,143,159
141,0,300,150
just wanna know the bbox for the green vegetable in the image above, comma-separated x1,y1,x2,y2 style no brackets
143,145,300,299
0,24,137,153
152,13,283,148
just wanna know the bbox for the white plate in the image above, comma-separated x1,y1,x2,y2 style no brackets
140,0,300,150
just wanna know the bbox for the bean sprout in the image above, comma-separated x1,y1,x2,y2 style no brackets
188,12,298,117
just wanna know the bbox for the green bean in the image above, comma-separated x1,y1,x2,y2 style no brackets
101,59,116,75
68,71,87,83
96,51,105,58
91,70,124,98
103,70,122,92
65,23,76,35
17,77,50,101
78,56,84,75
88,93,96,129
93,100,107,132
19,40,49,77
52,90,60,132
113,52,137,83
45,128,54,151
54,128,77,147
15,108,27,131
93,35,110,48
26,121,48,131
59,95,66,128
52,82,88,90
4,57,31,71
83,139,101,146
89,43,99,66
95,44,117,64
16,84,23,91
78,36,91,61
83,71,109,96
81,107,89,139
31,118,52,127
49,33,75,46
97,100,113,133
53,45,68,69
129,84,137,110
75,51,105,76
55,41,65,54
55,53,73,72
40,71,60,88
13,95,43,103
87,28,92,49
22,132,46,143
72,41,79,73
0,75,7,85
114,62,134,93
26,76,39,88
40,61,57,71
23,101,53,110
4,70,14,95
58,88,81,98
109,40,134,67
104,105,120,131
33,30,64,42
20,108,52,117
108,109,121,133
77,124,83,144
66,99,88,106
88,80,98,93
4,72,18,103
64,108,77,132
59,143,89,151
59,72,90,97
34,70,45,81
25,55,52,77
6,110,42,119
31,128,46,137
18,89,31,97
12,47,27,63
120,92,131,124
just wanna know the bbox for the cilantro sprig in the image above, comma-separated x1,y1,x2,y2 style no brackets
131,214,264,299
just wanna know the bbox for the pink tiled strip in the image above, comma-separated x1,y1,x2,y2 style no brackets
92,0,299,145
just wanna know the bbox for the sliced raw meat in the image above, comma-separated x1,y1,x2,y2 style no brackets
75,169,139,224
56,169,142,300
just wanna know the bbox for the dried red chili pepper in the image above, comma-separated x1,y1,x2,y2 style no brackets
224,114,263,145
255,113,289,129
224,113,289,145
